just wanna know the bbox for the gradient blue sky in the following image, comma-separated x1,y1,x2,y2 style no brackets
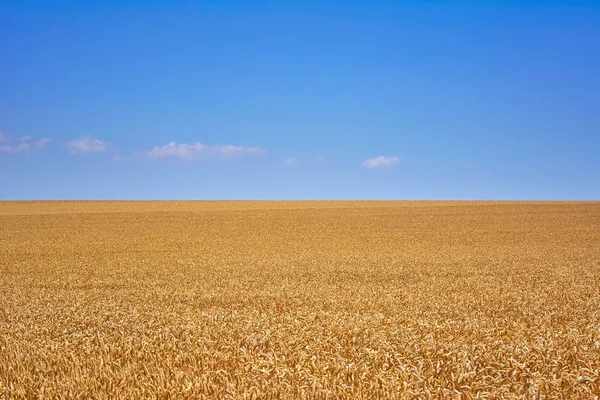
1,1,599,200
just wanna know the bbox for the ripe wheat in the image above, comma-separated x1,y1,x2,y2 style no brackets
1,201,599,398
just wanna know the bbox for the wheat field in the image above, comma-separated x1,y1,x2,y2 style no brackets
1,201,599,399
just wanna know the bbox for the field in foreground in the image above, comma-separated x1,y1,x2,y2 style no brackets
1,201,599,399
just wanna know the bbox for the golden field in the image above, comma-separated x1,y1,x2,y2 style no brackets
1,201,599,399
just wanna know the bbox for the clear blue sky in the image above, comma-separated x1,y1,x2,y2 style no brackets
1,1,599,200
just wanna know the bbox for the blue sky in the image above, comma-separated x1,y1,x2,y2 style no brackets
1,1,599,200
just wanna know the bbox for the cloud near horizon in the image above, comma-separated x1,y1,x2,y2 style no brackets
313,155,327,164
35,138,51,149
146,142,267,160
362,155,400,169
279,157,298,167
0,133,50,154
67,136,109,154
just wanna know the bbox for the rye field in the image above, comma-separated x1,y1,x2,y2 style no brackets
1,201,599,399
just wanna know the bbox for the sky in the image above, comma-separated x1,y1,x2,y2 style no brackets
1,0,599,200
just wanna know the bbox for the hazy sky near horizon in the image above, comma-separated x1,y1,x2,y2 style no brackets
1,1,599,200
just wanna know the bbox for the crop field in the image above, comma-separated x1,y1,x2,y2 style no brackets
1,201,600,399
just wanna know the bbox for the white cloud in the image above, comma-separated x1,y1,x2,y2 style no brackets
276,155,327,167
313,155,327,164
146,142,266,160
36,138,51,149
0,142,29,154
362,155,400,169
280,157,298,167
0,133,50,154
67,136,109,154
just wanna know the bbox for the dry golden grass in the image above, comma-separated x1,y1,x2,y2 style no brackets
1,201,600,399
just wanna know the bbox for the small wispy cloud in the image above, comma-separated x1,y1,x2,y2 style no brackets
279,157,299,167
0,132,50,154
146,142,266,160
313,155,327,164
276,155,327,167
362,155,400,169
0,142,30,154
36,138,51,150
67,136,109,154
